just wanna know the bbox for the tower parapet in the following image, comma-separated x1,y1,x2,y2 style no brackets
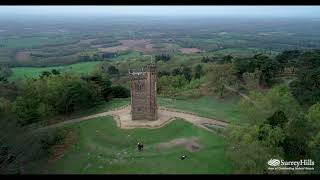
128,68,147,80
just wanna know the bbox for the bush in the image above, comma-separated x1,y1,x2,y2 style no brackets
39,129,66,154
110,86,130,98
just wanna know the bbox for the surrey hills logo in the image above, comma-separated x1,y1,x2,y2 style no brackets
267,159,314,171
268,159,281,167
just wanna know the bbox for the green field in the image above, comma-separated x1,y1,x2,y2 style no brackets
112,51,143,61
9,61,101,81
41,117,233,174
158,96,243,123
1,35,74,49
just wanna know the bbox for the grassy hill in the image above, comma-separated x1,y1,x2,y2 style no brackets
41,117,233,174
28,95,242,174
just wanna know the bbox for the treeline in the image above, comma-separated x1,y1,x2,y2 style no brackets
234,49,320,106
155,54,171,62
156,48,320,107
221,49,320,174
226,85,320,174
0,64,12,82
157,64,204,97
12,69,129,126
0,99,65,174
90,39,120,46
0,68,130,173
201,55,233,64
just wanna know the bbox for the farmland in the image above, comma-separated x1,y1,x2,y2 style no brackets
9,61,101,81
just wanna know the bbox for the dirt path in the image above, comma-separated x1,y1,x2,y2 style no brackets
157,137,201,152
224,85,258,107
35,106,229,132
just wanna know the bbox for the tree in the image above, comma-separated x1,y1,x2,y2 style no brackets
39,71,51,79
227,85,318,173
306,103,320,170
265,111,288,129
275,50,301,73
110,86,130,98
290,50,320,106
193,64,203,79
234,57,257,78
0,64,12,82
201,56,210,63
158,75,188,97
282,113,310,160
171,68,182,76
226,124,284,174
242,69,262,91
1,100,65,174
259,58,280,87
235,54,280,87
155,54,171,62
92,53,103,61
51,69,60,75
55,80,99,113
207,63,237,97
182,66,192,82
85,70,112,101
14,73,104,125
158,71,170,77
238,85,301,125
222,55,233,63
107,65,120,79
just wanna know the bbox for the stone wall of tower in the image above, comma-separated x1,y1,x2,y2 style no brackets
129,64,158,121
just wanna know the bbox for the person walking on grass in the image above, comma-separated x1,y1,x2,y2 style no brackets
137,142,144,152
180,155,187,160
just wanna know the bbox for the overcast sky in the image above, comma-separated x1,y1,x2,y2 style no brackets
0,6,319,18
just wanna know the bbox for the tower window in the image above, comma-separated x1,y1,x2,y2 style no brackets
137,81,144,91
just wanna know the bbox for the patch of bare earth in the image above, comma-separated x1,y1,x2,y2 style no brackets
97,39,154,53
78,38,97,44
15,51,30,61
98,45,129,53
48,130,77,163
120,39,154,53
179,48,203,54
157,137,201,152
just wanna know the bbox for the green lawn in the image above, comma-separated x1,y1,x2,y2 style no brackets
70,98,130,119
42,117,233,174
158,96,244,123
9,61,101,81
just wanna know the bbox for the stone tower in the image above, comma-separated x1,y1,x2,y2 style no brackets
129,64,158,121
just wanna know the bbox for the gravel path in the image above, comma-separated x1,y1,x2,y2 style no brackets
35,106,229,132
